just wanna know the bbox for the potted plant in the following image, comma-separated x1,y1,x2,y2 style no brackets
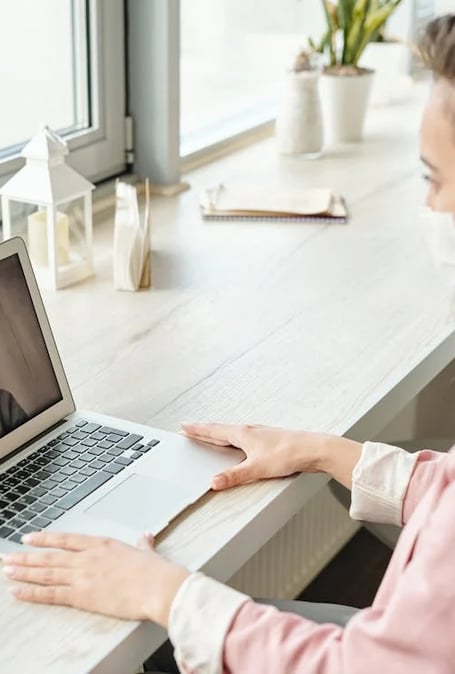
311,0,403,142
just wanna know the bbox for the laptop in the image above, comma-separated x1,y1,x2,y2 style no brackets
0,237,243,553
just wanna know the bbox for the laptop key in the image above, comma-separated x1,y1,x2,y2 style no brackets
62,437,79,447
39,495,57,506
62,450,79,460
0,526,14,539
19,524,40,535
131,443,144,452
80,467,96,477
60,466,76,477
115,456,133,467
69,474,88,484
115,434,143,450
17,495,36,506
80,423,101,434
61,480,78,491
97,440,114,450
35,456,51,467
98,453,115,464
35,470,52,481
131,451,143,460
21,509,38,521
103,463,124,475
42,507,65,521
41,478,59,490
3,491,21,502
90,432,106,442
147,439,160,447
69,430,89,441
15,470,30,481
87,446,104,456
90,459,105,470
80,438,97,447
8,532,23,543
51,457,69,467
106,447,123,457
43,449,60,460
75,420,88,428
29,502,47,514
50,487,68,498
51,473,67,484
107,434,124,444
9,517,27,529
57,472,113,510
24,477,40,487
69,459,86,470
30,516,52,528
9,502,26,514
30,487,47,498
99,426,128,437
1,510,16,521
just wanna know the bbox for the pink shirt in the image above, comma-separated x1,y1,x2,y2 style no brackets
168,442,455,674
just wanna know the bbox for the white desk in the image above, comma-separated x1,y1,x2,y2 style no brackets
1,85,454,674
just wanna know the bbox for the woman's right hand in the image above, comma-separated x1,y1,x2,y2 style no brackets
181,422,362,491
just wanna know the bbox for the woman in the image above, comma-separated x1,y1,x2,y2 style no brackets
0,388,28,438
3,14,455,674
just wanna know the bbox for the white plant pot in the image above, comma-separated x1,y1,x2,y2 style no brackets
320,70,374,144
360,42,412,105
275,70,323,157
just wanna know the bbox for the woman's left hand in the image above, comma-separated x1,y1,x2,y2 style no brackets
2,531,190,626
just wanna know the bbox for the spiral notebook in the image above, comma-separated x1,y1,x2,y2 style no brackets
200,184,348,223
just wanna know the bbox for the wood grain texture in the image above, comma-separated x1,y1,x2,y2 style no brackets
1,84,454,674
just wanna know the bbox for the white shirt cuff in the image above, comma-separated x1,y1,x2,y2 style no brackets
168,572,250,674
350,441,419,526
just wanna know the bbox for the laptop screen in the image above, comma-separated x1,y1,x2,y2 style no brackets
0,253,62,439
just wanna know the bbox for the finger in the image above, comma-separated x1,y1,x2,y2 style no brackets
180,431,231,447
11,582,72,607
3,564,71,586
137,532,155,551
181,422,246,448
21,531,111,552
3,548,76,569
211,461,257,490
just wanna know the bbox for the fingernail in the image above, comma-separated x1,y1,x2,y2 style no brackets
22,534,34,543
3,566,15,576
212,476,226,489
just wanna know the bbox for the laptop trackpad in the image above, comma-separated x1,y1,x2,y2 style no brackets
86,473,194,532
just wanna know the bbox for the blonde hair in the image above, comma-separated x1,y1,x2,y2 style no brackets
420,15,455,82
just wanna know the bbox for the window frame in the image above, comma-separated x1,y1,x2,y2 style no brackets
0,0,126,185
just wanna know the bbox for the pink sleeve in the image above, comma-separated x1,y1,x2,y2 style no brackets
223,482,455,674
402,449,447,523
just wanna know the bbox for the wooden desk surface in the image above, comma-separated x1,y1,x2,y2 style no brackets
1,85,455,674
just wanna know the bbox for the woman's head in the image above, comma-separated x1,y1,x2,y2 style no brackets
420,14,455,212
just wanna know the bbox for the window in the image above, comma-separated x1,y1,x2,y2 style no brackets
180,0,325,157
0,0,125,183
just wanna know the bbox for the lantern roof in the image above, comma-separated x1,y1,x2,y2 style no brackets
22,125,69,161
0,126,94,205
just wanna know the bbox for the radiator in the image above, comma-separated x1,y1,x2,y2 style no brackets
228,484,359,599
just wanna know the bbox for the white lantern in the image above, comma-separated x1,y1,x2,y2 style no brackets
0,126,95,290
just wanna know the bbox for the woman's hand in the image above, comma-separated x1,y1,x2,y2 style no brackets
2,531,189,627
181,422,362,491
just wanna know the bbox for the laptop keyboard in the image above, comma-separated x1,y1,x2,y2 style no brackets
0,419,160,545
